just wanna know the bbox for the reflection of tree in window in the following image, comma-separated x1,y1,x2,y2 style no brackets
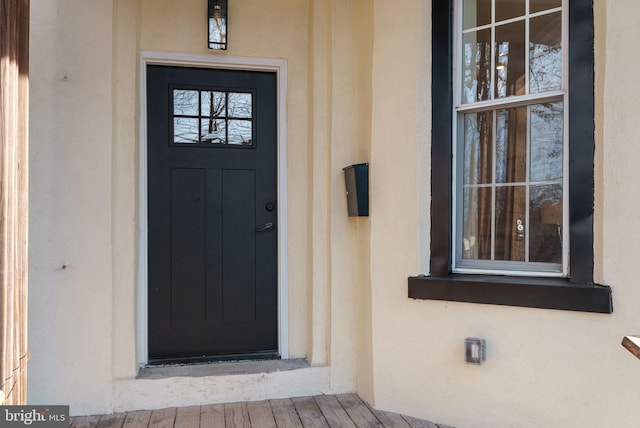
463,29,491,103
173,89,253,145
457,1,565,271
530,12,562,93
173,90,199,143
203,91,225,144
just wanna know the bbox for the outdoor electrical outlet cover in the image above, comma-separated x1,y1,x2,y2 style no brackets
465,337,486,365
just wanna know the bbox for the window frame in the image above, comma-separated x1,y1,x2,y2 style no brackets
408,0,612,313
170,86,256,148
452,2,568,276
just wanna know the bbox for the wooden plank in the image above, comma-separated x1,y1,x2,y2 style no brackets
362,399,412,428
121,410,151,428
313,395,355,428
335,394,384,427
174,406,201,428
370,409,412,428
96,413,127,428
292,396,329,428
70,415,101,428
364,399,446,428
0,0,30,406
401,415,440,428
67,396,454,428
148,407,176,428
622,335,640,360
270,398,304,428
225,402,251,427
16,0,30,403
200,403,225,428
246,400,276,428
121,410,152,428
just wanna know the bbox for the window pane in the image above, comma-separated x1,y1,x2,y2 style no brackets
495,185,526,261
463,111,493,185
228,93,252,118
200,118,226,144
495,106,527,183
463,0,491,29
463,29,492,103
530,12,562,94
495,21,526,99
495,0,525,22
529,184,562,264
462,186,492,260
173,90,199,116
530,0,561,14
201,91,226,118
174,118,199,143
452,0,569,275
530,102,563,182
227,120,252,145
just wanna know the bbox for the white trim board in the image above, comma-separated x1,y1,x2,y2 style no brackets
138,51,289,366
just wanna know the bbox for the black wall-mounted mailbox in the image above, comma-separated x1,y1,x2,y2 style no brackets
343,163,369,217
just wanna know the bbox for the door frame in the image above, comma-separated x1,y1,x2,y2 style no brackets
138,51,289,366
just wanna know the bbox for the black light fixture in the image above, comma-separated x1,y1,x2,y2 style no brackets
208,0,228,50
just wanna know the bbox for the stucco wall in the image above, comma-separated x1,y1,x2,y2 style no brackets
27,0,640,425
28,0,373,415
367,1,640,427
28,0,114,414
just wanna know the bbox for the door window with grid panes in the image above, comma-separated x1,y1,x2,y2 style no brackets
454,0,566,275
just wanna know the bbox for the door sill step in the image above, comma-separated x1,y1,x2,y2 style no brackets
137,358,310,380
148,350,280,366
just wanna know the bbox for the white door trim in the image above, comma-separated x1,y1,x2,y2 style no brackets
138,51,289,366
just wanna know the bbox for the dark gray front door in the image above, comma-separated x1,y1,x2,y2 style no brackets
146,65,278,363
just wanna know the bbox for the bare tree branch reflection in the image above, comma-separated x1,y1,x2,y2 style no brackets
173,90,253,145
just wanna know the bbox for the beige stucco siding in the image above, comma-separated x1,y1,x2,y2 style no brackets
28,0,114,413
27,0,640,425
367,1,640,427
28,0,372,415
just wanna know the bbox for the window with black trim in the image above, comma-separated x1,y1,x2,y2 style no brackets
408,0,612,313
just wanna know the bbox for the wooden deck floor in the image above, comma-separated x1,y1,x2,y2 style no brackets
69,394,452,428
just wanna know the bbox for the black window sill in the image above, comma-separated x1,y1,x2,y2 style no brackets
408,274,612,314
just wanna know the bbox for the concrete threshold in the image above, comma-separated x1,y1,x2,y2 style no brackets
137,358,310,379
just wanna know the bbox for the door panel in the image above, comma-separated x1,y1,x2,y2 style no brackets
170,168,206,326
221,169,256,322
147,65,278,362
